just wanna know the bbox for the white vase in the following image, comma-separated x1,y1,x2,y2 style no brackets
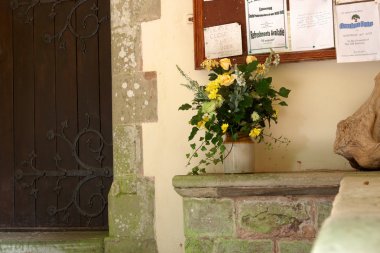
223,139,255,173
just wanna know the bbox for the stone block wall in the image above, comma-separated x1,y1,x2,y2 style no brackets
173,172,356,253
183,196,332,253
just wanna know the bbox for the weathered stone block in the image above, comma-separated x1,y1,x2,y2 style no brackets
108,177,155,239
237,198,315,238
133,0,161,22
185,238,214,253
112,73,158,125
278,240,313,253
113,125,142,176
316,201,332,229
111,23,142,75
184,198,235,237
214,239,274,253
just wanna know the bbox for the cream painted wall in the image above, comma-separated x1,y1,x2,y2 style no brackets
140,1,379,252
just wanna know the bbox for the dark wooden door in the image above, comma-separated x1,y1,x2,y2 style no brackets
0,0,112,229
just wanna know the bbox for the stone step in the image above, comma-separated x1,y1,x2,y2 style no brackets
0,231,107,253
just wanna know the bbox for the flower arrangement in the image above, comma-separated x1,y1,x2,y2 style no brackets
178,51,290,175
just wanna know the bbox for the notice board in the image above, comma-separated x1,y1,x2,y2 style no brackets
193,0,337,69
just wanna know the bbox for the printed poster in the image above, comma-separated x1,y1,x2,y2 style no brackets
245,0,289,54
335,2,380,63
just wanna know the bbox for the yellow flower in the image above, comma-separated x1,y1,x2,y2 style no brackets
249,128,262,138
208,89,218,100
219,58,232,70
200,59,219,71
221,123,229,133
246,55,257,64
205,80,220,92
256,64,266,75
218,74,235,86
197,116,209,128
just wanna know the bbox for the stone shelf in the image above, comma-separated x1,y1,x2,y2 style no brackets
0,231,107,253
173,171,359,198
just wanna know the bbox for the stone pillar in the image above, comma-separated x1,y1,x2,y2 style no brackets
105,0,160,252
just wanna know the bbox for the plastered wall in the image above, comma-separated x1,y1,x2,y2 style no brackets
140,0,379,252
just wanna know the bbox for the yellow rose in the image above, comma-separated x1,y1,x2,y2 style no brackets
249,128,262,138
246,55,257,64
200,59,219,71
219,58,231,70
221,123,229,134
218,74,235,86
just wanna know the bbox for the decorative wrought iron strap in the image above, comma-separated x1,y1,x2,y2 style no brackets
11,0,108,51
16,114,113,224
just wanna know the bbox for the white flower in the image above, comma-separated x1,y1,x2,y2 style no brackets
251,111,260,122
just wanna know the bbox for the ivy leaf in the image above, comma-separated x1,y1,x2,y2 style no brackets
256,78,271,96
190,112,203,125
188,127,198,141
205,132,213,141
240,95,253,109
211,136,219,145
245,61,258,74
278,87,291,98
208,73,218,81
279,101,288,106
213,66,224,75
179,103,192,110
190,143,196,149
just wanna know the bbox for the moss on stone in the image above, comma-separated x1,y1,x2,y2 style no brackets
278,240,313,253
184,198,235,237
185,238,214,253
214,239,274,253
238,199,313,236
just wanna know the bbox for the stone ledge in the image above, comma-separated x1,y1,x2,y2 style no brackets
173,171,360,198
312,174,380,253
0,231,106,253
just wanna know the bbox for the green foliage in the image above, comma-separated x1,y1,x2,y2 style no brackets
179,103,192,110
178,51,291,175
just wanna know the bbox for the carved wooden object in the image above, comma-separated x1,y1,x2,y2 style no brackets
334,73,380,170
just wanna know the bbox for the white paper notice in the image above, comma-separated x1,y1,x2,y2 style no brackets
204,23,243,59
245,0,289,54
336,2,380,63
289,0,334,51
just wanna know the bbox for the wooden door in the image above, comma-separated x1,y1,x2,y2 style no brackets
0,0,112,230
